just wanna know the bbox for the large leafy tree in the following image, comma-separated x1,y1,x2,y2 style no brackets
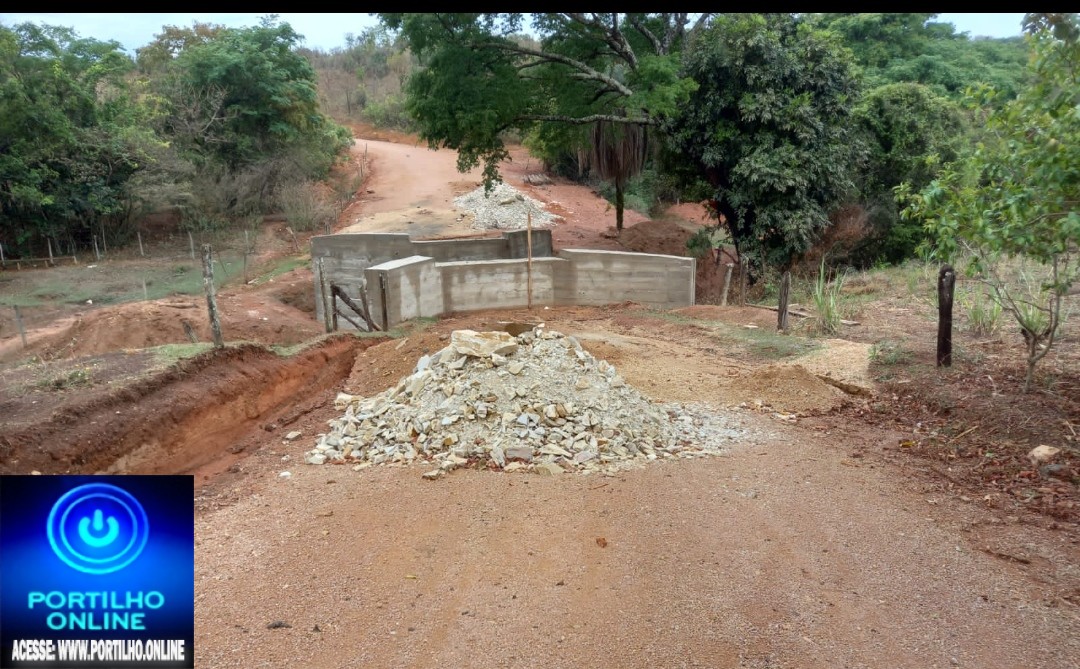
164,16,350,172
664,13,861,273
899,14,1080,391
0,23,156,254
379,13,700,191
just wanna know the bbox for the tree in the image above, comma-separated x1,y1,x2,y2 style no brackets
379,13,700,195
664,14,861,273
135,22,226,74
899,15,1080,391
809,13,1029,99
165,16,350,173
586,119,647,231
0,22,156,254
853,82,965,262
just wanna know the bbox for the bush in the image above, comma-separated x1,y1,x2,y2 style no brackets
362,92,413,131
277,181,337,233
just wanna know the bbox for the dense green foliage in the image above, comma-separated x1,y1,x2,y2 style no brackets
899,15,1080,388
853,82,966,262
0,24,157,251
0,17,350,256
808,13,1029,98
664,14,860,272
380,13,698,187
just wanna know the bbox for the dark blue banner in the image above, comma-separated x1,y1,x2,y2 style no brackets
1,476,194,668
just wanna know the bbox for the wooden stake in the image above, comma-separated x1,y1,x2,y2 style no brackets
777,271,791,332
189,231,195,261
142,278,148,301
739,258,748,306
201,244,224,348
100,223,107,254
316,258,334,333
47,238,53,265
1,241,6,267
526,212,534,310
137,231,145,257
93,236,100,261
14,306,27,348
937,264,955,367
721,263,734,306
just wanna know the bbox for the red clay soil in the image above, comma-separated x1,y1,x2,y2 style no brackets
0,336,379,479
618,218,730,304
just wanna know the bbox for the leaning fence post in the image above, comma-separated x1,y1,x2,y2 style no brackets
937,265,955,367
14,306,27,348
721,263,734,306
201,244,224,348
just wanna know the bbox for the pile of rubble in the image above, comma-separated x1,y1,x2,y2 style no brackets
304,326,744,478
453,182,557,231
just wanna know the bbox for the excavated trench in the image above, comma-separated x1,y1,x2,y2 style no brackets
0,336,378,478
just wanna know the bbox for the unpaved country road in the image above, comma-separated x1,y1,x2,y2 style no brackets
193,137,1078,667
195,422,1079,668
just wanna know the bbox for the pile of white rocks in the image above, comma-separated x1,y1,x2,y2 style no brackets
305,327,744,478
453,182,557,231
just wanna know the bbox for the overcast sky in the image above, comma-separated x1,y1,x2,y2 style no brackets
0,13,1026,53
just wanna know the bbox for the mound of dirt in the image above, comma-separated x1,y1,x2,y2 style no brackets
25,293,322,361
726,364,848,415
618,219,728,305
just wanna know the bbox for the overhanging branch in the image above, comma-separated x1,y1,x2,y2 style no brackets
517,113,656,125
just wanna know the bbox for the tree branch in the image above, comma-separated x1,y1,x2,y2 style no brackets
517,113,656,126
564,13,638,69
628,15,663,54
491,41,634,97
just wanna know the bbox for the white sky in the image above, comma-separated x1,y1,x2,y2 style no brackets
0,13,1026,53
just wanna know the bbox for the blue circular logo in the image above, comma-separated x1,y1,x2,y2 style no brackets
47,483,149,575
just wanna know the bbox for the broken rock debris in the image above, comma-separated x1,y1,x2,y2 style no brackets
306,327,743,476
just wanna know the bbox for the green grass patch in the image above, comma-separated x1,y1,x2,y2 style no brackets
642,310,821,360
251,255,309,285
149,342,215,367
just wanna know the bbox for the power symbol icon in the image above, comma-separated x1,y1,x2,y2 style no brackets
78,509,120,548
47,483,149,574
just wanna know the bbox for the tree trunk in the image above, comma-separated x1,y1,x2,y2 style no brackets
615,179,625,232
201,244,224,348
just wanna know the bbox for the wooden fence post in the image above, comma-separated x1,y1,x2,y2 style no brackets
93,236,100,261
137,231,145,257
937,265,955,367
721,263,734,306
189,231,196,261
777,271,791,332
201,244,224,348
13,306,27,348
526,212,533,310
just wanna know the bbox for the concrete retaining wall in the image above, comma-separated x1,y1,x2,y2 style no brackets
358,249,694,331
311,229,553,326
553,249,695,308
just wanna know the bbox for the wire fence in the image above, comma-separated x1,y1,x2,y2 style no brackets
0,227,290,352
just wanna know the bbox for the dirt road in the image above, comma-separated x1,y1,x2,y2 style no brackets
3,123,1074,666
195,406,1078,668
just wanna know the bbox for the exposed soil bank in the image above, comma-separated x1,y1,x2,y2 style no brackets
0,336,376,476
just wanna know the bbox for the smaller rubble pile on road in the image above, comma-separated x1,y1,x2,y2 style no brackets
453,183,557,231
305,327,741,477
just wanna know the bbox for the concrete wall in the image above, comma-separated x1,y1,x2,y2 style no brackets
360,250,694,330
311,229,553,326
553,249,695,308
440,258,563,313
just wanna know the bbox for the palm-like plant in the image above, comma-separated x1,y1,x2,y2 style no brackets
587,119,648,232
